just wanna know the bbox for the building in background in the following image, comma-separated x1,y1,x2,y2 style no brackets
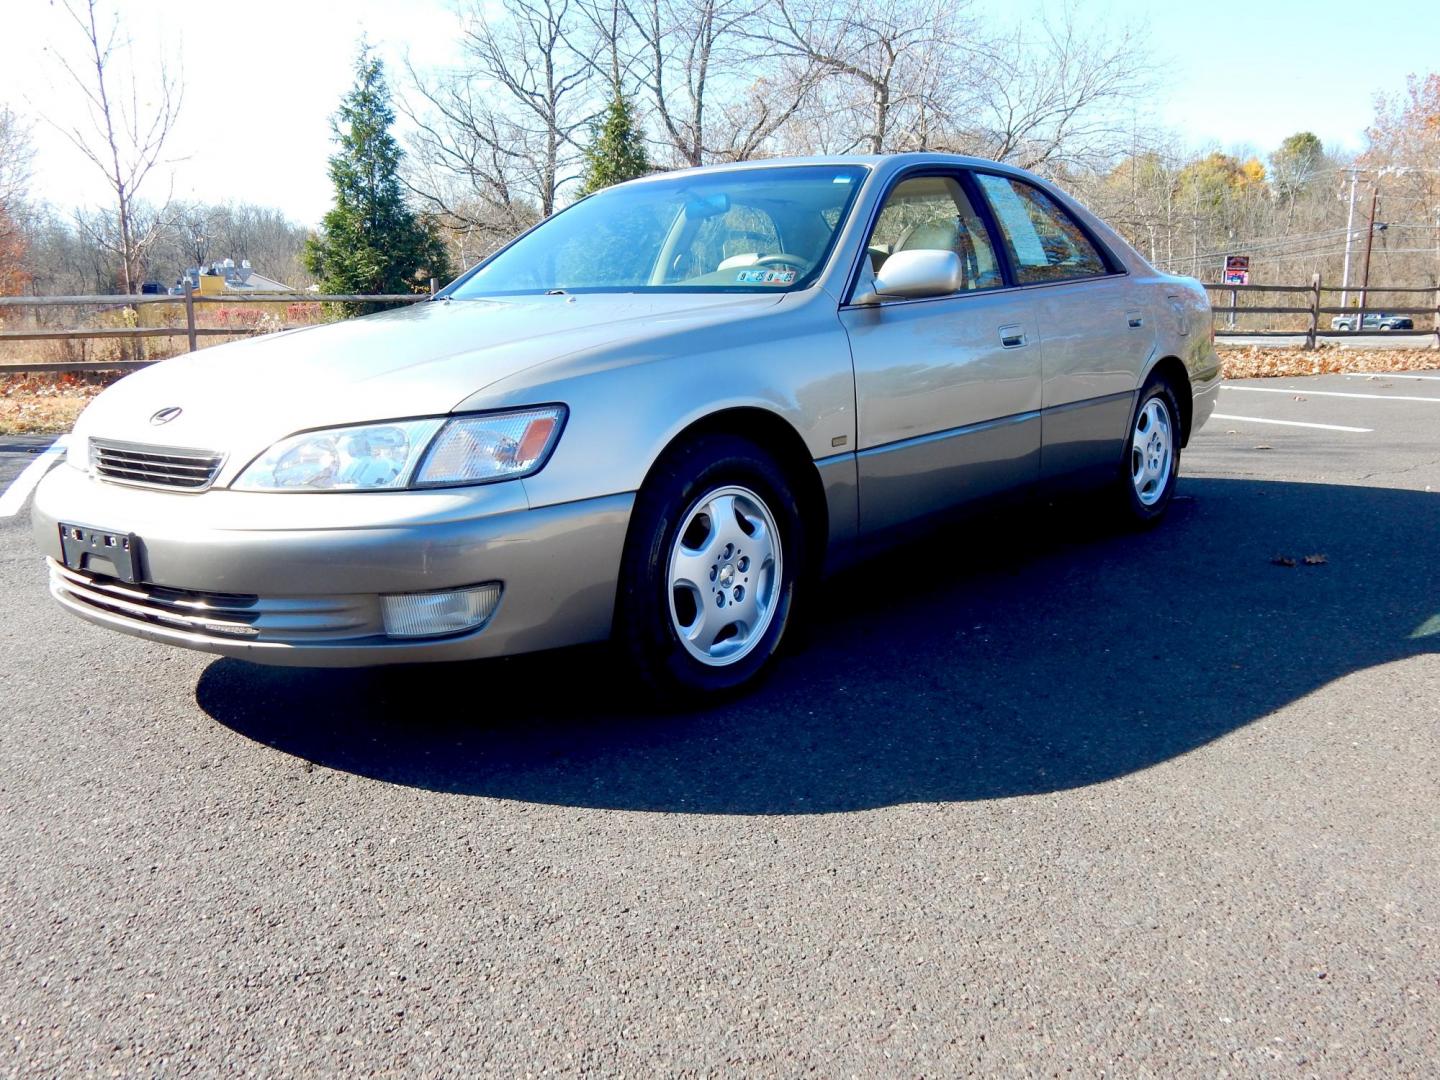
172,259,291,295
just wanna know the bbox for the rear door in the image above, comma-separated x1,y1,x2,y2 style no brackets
839,171,1042,535
971,172,1155,484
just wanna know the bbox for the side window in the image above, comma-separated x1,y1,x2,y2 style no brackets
865,175,1003,292
973,174,1109,284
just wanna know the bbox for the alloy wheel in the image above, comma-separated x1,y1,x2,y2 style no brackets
1131,397,1174,507
666,485,783,666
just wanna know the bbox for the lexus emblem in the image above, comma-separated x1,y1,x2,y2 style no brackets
150,406,183,426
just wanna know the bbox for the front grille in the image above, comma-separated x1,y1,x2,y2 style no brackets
91,438,224,490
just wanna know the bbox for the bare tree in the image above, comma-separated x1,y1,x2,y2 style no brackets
0,106,34,294
756,0,973,155
0,106,32,229
423,0,592,217
403,59,546,250
175,203,219,269
138,200,313,287
47,0,183,293
575,0,633,95
952,8,1151,173
621,0,816,166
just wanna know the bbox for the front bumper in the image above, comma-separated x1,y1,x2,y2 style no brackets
32,465,634,666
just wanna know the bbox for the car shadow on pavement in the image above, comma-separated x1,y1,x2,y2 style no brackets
198,477,1440,814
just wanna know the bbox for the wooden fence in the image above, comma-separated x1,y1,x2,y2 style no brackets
0,288,428,374
1202,277,1440,349
3,277,1438,374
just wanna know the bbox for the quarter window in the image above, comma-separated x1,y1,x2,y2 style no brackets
973,174,1109,284
864,175,1004,292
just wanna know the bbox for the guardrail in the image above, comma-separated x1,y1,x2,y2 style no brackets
0,288,430,374
1205,276,1440,349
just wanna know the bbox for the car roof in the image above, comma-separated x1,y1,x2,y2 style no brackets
620,152,1034,186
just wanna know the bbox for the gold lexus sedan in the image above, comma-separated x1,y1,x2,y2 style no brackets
33,154,1220,697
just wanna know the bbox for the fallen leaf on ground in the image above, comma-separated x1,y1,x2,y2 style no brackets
1219,344,1440,380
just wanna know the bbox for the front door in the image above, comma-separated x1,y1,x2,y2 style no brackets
838,173,1042,535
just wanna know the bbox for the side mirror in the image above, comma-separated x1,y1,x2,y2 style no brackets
851,249,963,306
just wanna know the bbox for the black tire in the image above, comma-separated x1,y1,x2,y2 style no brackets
1113,375,1183,526
615,434,805,701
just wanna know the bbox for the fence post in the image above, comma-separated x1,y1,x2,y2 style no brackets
184,283,197,353
1306,273,1321,351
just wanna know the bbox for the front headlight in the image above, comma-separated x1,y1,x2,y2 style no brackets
232,406,566,492
412,407,565,487
233,418,445,491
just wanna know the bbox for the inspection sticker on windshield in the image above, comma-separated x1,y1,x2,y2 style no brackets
736,269,796,285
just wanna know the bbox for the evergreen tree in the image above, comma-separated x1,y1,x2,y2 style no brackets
578,93,651,196
305,44,451,315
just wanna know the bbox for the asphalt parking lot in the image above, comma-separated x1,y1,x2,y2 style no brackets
1,370,1437,1075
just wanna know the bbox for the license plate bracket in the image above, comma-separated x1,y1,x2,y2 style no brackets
59,523,140,584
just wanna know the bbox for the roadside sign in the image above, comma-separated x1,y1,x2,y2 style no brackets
1223,255,1250,286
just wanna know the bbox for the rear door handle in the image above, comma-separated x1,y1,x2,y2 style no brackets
999,323,1026,348
1127,311,1144,328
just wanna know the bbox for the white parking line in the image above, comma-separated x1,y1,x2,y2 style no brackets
1221,385,1440,403
0,438,67,519
1345,373,1440,382
1211,413,1372,433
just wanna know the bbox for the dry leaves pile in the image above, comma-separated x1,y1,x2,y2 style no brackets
0,373,111,436
1220,344,1440,380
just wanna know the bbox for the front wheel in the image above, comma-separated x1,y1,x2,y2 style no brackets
1113,377,1181,525
615,435,805,700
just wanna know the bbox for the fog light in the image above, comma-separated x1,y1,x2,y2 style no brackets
380,584,502,639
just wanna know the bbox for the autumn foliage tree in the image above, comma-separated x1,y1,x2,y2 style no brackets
1365,73,1440,175
1362,73,1440,287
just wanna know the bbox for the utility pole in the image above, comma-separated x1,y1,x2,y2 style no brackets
1356,187,1379,333
1339,167,1359,309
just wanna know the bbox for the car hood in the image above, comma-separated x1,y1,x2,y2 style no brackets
72,292,785,463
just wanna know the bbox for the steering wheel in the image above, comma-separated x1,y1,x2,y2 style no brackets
753,253,813,273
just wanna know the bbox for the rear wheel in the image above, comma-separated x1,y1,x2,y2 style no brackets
615,435,804,700
1114,376,1181,525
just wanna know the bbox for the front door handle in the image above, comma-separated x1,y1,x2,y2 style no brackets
999,323,1026,348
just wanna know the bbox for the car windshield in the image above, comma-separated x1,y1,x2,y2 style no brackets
448,164,868,298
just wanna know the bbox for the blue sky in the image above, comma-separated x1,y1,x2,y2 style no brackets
1039,0,1440,157
2,0,1436,227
